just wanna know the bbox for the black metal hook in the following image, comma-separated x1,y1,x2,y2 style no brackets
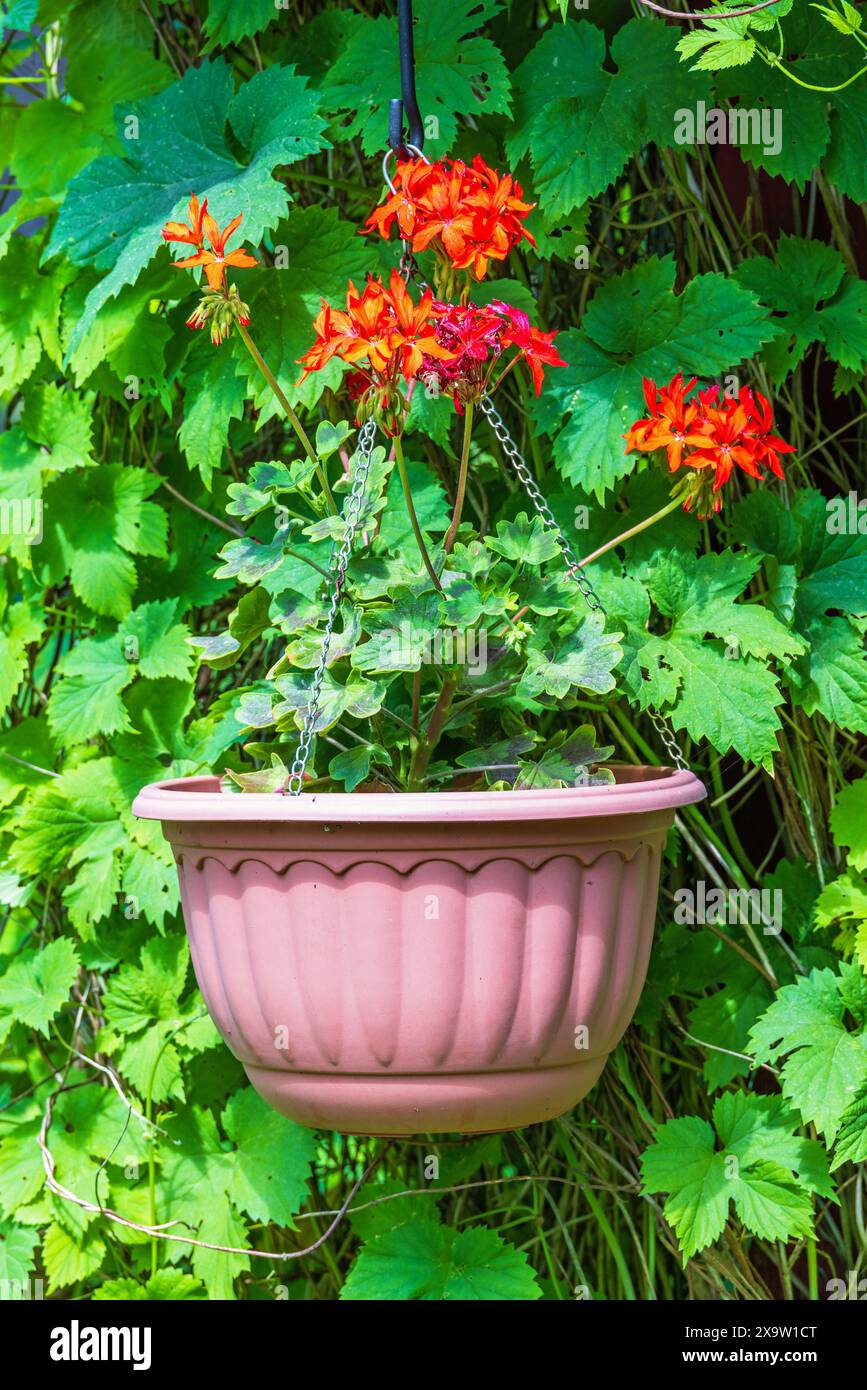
388,0,424,157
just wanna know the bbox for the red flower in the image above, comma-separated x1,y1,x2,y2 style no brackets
623,371,707,470
689,398,763,488
488,300,567,396
624,373,794,518
365,154,536,280
741,386,796,477
418,300,566,410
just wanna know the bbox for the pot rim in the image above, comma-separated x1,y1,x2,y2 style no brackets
132,764,706,824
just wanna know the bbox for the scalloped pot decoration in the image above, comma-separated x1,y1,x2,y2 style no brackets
133,768,706,1135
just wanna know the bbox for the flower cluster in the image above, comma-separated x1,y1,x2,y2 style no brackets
625,372,794,516
185,283,251,347
295,274,566,424
296,269,453,430
365,154,536,280
420,300,566,411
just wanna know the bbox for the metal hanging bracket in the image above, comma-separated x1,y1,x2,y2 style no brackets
388,0,424,158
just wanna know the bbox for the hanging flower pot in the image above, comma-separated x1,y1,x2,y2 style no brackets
143,65,797,1143
133,767,704,1135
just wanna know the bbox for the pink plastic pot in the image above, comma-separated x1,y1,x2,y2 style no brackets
133,766,705,1135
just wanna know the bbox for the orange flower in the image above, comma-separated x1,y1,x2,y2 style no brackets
296,269,453,388
167,208,258,290
365,155,535,280
624,372,707,471
624,373,794,518
161,193,208,248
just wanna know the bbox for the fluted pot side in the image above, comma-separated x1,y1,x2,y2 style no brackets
177,846,661,1077
134,771,706,1131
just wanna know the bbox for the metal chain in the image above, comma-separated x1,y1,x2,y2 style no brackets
478,395,689,771
287,417,379,795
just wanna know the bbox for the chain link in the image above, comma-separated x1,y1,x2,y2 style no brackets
478,395,689,772
287,418,379,795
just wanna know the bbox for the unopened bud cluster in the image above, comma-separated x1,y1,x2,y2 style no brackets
186,283,251,346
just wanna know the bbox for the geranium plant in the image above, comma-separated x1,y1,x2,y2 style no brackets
161,157,791,797
161,157,629,794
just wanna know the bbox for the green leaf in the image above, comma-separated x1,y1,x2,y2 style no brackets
178,349,248,490
8,0,169,209
519,612,623,700
735,235,867,383
328,743,388,792
342,1218,541,1301
830,776,867,870
9,762,126,879
0,1219,38,1287
352,591,445,674
640,1116,730,1260
0,240,62,394
622,550,796,767
49,60,328,352
203,0,280,51
789,618,867,731
0,938,79,1045
47,636,135,745
833,1080,867,1169
222,1089,316,1228
826,80,867,203
42,1221,105,1294
103,935,189,1035
192,1202,249,1300
319,0,510,157
748,963,867,1140
642,1093,822,1261
274,669,387,734
788,490,867,622
47,600,191,745
715,7,836,188
94,1271,206,1300
20,383,94,471
121,841,179,933
509,19,711,218
0,602,43,719
44,465,166,619
315,420,352,461
487,513,561,565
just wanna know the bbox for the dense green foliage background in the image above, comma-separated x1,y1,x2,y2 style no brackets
0,0,866,1300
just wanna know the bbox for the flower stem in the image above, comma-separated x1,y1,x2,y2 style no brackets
444,400,474,554
578,493,684,568
394,434,444,592
408,672,461,788
236,320,337,514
